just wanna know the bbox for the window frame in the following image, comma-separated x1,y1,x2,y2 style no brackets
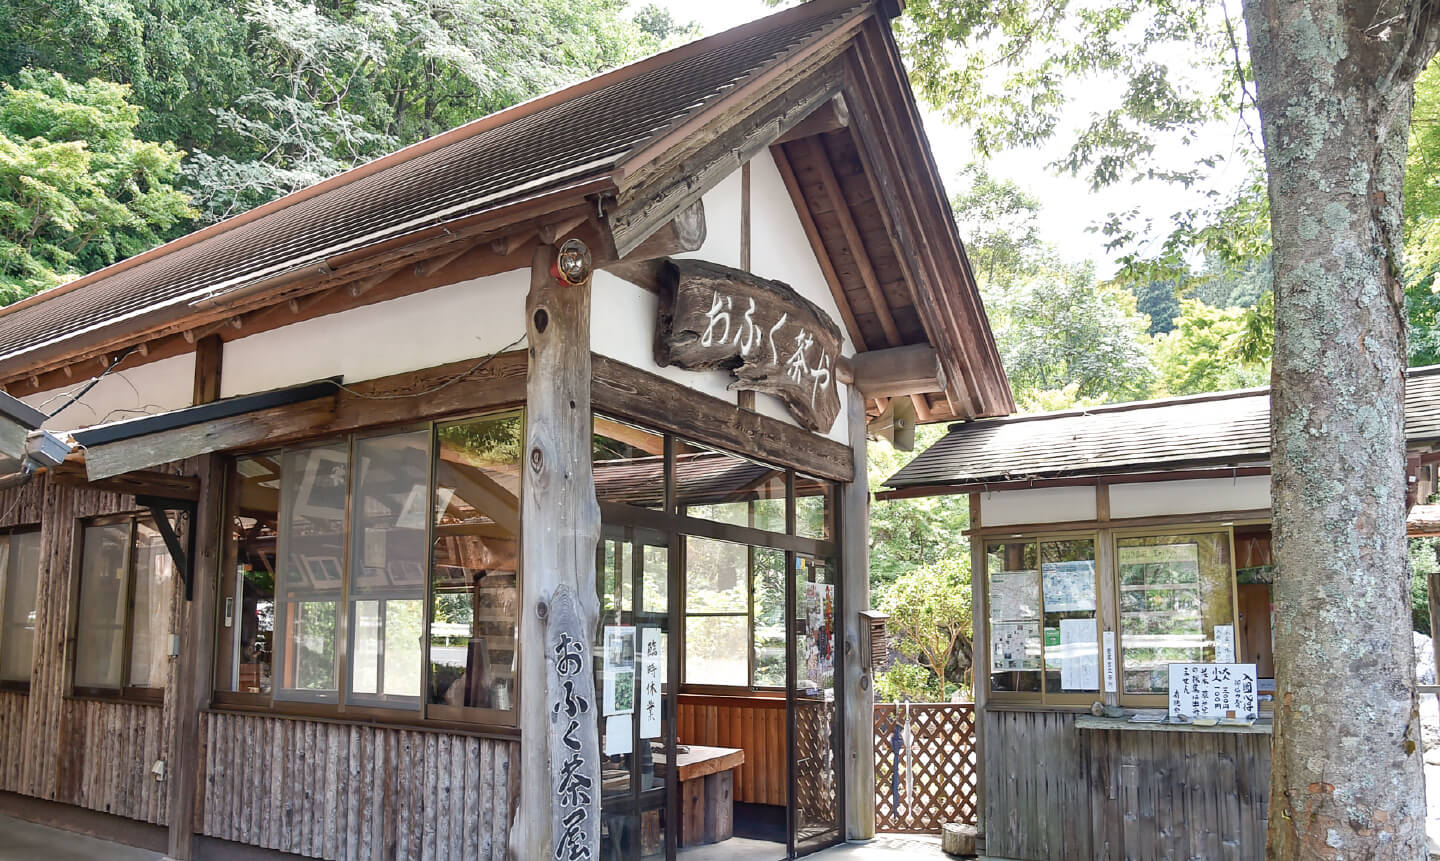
984,529,1103,707
0,525,42,691
69,512,172,704
1111,523,1241,709
212,410,526,733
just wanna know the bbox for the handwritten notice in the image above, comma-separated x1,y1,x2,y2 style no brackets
639,628,662,739
655,259,845,432
1057,618,1100,691
1213,624,1236,663
1042,561,1096,612
1168,662,1259,721
1103,631,1117,693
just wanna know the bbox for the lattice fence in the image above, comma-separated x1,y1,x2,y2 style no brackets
874,703,978,833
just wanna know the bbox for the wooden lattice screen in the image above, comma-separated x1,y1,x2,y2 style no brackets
874,703,979,833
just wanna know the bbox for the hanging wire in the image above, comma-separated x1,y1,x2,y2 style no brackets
45,348,137,419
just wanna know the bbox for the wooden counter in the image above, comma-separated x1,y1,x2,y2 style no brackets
655,745,745,846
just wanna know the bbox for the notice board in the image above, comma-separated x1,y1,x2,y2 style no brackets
1168,662,1259,721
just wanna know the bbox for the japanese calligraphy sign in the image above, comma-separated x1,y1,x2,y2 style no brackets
546,587,600,860
655,259,845,433
639,627,663,739
1168,662,1259,721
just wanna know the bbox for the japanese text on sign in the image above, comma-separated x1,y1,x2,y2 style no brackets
1168,662,1258,721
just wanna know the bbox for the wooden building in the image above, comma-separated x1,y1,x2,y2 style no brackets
879,370,1440,861
0,2,1011,860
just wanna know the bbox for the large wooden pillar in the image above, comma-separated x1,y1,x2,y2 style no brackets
841,389,874,840
511,241,602,860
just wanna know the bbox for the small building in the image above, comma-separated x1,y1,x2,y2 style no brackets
880,371,1440,861
0,2,1012,860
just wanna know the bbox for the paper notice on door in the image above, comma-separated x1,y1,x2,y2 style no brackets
603,714,632,756
1103,630,1117,693
1214,624,1235,663
1057,618,1099,691
639,628,663,739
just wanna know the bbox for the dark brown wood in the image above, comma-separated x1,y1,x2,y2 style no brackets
740,162,752,273
966,509,1273,539
591,354,852,482
775,94,850,143
48,463,199,500
873,703,977,833
512,244,602,860
877,466,1276,501
655,258,845,433
192,336,223,406
847,344,946,399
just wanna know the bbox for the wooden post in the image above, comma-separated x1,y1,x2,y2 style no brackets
1096,484,1118,710
841,390,874,840
968,493,987,849
510,242,602,861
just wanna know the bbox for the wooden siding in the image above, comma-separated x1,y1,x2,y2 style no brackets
984,710,1270,861
677,696,787,806
199,712,518,861
0,468,188,824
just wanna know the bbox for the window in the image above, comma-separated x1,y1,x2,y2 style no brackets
1116,529,1236,702
0,529,42,685
73,515,177,699
215,411,523,726
987,535,1099,703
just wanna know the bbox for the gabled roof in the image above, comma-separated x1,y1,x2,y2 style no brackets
884,366,1440,492
0,0,1013,423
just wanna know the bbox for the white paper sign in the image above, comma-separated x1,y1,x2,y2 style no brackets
603,713,632,755
1168,663,1259,720
1213,624,1236,663
639,628,663,739
990,570,1040,621
602,626,636,716
1057,618,1099,690
1102,631,1117,693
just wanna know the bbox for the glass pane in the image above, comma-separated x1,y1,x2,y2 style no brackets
129,519,177,689
0,531,40,682
684,616,747,686
1117,532,1235,695
221,454,280,695
794,555,840,850
593,416,666,510
74,523,131,690
1040,538,1098,695
276,444,348,700
795,475,833,541
685,536,747,614
987,539,1042,693
752,547,786,687
348,431,428,707
676,442,785,532
430,413,522,714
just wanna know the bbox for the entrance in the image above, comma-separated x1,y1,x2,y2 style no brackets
593,439,844,861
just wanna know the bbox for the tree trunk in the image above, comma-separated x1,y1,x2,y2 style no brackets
1242,2,1439,857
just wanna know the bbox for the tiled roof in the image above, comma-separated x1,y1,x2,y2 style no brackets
885,366,1440,489
0,0,865,367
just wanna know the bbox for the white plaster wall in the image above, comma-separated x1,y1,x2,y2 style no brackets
979,486,1097,528
595,149,855,447
1108,475,1272,520
220,268,530,399
23,352,195,431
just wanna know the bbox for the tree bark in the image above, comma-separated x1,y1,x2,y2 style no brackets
1242,2,1440,857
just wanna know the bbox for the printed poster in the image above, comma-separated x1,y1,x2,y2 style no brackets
639,627,663,739
1055,618,1100,691
1042,560,1096,612
992,620,1042,671
990,570,1040,621
804,581,835,692
602,625,636,716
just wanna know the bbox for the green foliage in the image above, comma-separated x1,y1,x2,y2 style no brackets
0,69,192,301
868,425,970,592
875,556,973,703
1150,298,1270,396
951,163,1043,289
1411,538,1438,636
874,661,944,703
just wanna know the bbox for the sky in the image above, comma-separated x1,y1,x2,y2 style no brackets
652,0,1251,278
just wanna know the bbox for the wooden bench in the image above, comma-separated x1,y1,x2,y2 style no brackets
655,745,745,846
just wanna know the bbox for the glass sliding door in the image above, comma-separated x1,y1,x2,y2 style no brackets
597,522,676,861
789,554,842,855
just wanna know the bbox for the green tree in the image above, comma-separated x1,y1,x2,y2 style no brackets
0,69,192,301
875,557,973,703
867,425,969,592
1150,298,1271,396
950,163,1044,289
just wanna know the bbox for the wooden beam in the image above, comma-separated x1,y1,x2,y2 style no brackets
48,463,200,500
1409,504,1440,536
776,94,850,143
741,161,752,272
593,416,665,455
805,135,902,348
512,243,602,859
491,229,537,256
413,239,484,279
346,270,397,298
537,214,588,246
846,344,945,399
601,200,708,292
192,335,223,406
840,390,874,840
592,353,852,482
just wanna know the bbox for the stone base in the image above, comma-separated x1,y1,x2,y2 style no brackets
942,822,978,856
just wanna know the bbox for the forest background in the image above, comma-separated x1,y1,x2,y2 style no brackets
4,0,1440,702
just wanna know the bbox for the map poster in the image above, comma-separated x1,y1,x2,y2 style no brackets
990,570,1040,621
1042,560,1097,612
992,620,1042,671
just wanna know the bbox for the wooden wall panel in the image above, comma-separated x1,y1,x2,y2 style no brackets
677,695,787,806
983,710,1270,861
0,690,27,792
63,700,167,824
198,712,517,861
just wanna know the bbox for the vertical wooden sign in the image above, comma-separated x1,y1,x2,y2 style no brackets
513,240,602,860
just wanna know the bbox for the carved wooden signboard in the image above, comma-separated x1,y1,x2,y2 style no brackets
655,259,844,433
546,586,600,860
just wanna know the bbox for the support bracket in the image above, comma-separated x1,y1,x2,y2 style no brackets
138,494,198,601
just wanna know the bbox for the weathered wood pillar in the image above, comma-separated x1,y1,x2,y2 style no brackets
841,389,874,840
511,241,602,861
165,334,226,859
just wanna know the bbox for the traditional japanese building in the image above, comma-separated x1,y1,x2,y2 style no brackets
0,2,1011,859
